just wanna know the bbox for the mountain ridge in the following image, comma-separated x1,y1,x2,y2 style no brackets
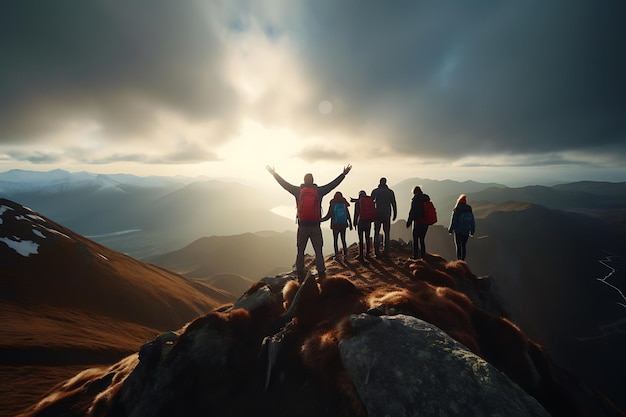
16,244,625,417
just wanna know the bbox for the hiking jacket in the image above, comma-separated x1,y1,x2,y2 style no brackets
321,197,353,230
371,184,397,219
448,203,475,236
270,172,347,225
407,193,431,226
350,197,370,225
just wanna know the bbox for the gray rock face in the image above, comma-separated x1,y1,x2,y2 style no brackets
339,314,551,417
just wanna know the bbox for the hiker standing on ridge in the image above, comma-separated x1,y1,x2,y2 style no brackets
352,190,376,261
371,177,397,259
406,185,431,259
321,191,353,262
266,164,352,281
448,194,475,261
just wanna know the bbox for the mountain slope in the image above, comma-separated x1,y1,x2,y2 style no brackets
144,231,297,284
0,198,233,329
1,198,240,416
0,198,235,356
18,245,624,417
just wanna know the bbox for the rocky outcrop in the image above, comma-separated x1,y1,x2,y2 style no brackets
341,314,549,417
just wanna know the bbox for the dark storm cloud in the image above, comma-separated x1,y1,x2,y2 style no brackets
288,1,626,160
0,0,237,144
2,0,625,169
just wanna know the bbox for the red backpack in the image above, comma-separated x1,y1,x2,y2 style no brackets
359,196,376,222
423,200,437,225
297,186,321,222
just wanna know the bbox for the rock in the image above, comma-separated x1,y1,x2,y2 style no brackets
339,314,551,417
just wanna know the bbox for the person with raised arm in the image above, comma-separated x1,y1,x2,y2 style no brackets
266,164,352,281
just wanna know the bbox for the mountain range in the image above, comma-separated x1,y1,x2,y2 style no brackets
3,170,625,258
2,170,626,415
0,169,296,258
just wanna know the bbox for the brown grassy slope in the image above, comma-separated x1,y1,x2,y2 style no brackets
0,199,238,417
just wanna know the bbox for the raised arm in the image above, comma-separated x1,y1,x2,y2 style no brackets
266,165,299,197
318,164,352,197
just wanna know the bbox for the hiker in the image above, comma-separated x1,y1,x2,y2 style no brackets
352,190,375,261
406,185,431,259
321,191,353,261
266,164,352,280
448,194,475,261
371,177,397,258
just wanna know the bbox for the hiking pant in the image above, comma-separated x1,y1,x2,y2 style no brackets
358,222,372,258
454,233,470,260
332,227,348,257
374,214,391,256
296,224,325,276
412,224,428,258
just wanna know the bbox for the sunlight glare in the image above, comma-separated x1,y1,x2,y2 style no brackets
217,120,302,175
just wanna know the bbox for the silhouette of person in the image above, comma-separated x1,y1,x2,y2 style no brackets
321,191,353,261
371,177,397,258
267,164,352,280
352,190,373,261
448,194,475,261
406,185,431,259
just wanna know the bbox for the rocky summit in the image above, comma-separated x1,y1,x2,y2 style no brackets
20,243,624,417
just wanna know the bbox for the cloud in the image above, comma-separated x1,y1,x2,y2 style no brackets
280,1,626,160
0,0,238,145
5,150,65,165
1,0,624,173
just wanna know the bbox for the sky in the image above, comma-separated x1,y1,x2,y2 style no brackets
1,1,625,188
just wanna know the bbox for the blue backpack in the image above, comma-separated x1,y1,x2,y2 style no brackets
333,202,348,225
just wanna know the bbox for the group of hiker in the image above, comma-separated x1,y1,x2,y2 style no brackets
266,165,475,281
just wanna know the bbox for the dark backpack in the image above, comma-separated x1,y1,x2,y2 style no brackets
333,202,348,225
457,211,473,235
423,200,437,225
297,186,320,222
359,196,376,222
